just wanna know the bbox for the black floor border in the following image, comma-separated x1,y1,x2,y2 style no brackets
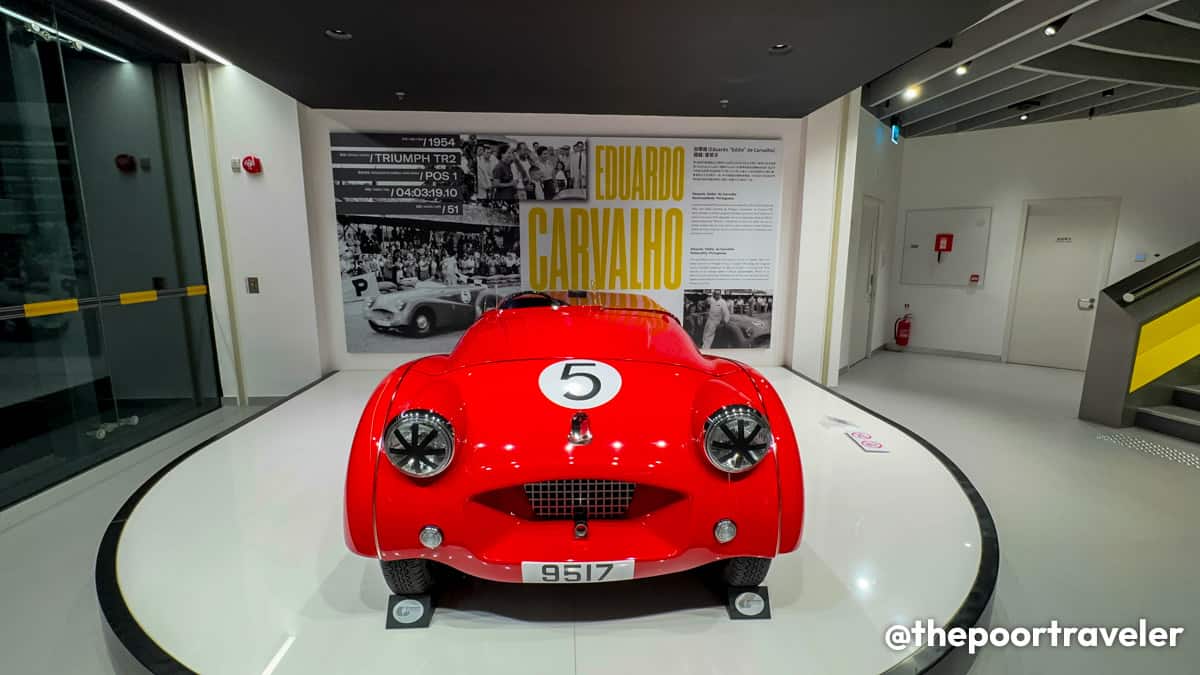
786,367,1001,675
96,373,336,675
97,367,998,675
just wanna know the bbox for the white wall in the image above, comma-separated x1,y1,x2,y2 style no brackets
892,105,1200,358
183,65,322,398
839,108,904,370
299,108,811,374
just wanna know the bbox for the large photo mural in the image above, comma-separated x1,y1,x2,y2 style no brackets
331,132,781,353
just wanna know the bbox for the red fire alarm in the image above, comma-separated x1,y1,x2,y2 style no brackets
934,233,954,263
969,273,981,284
114,154,137,173
241,155,263,174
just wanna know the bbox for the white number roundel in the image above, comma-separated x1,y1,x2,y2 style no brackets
538,360,622,409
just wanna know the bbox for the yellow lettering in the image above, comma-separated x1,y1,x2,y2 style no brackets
589,208,611,286
529,208,547,290
645,148,658,200
644,209,662,289
630,146,643,200
549,209,569,289
629,209,641,290
594,145,606,200
603,146,617,199
617,146,630,200
664,208,683,289
569,209,590,289
609,210,628,288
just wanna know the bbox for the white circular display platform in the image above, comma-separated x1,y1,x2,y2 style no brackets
98,367,996,675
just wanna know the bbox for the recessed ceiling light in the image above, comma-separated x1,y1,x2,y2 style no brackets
324,29,353,40
902,86,920,102
1043,16,1069,37
1020,114,1030,121
95,0,231,65
1101,88,1115,98
395,91,406,101
719,98,730,108
768,43,793,55
955,63,969,76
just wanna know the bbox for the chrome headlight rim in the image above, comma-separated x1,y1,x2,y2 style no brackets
381,409,455,478
703,404,773,474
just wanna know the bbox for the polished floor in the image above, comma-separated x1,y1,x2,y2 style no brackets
3,353,1194,674
838,352,1200,675
0,403,262,675
111,368,984,675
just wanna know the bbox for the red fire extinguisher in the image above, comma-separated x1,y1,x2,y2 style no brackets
894,304,912,347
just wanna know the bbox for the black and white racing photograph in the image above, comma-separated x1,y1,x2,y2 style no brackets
339,215,521,353
461,134,589,202
681,288,773,349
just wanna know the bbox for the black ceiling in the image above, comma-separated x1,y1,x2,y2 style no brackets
864,0,1200,137
110,0,1006,118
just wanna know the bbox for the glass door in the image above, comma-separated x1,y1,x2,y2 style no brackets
0,0,220,509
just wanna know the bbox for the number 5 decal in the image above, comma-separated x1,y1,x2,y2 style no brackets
538,359,622,409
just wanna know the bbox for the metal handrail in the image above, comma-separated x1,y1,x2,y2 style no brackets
1121,257,1200,304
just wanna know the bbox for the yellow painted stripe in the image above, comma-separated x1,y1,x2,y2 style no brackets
23,298,79,318
186,284,208,296
1129,295,1200,392
119,290,158,305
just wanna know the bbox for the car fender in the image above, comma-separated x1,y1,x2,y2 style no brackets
738,364,804,554
344,359,422,557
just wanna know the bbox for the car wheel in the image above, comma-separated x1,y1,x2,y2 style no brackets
411,309,435,336
380,559,434,595
720,557,771,587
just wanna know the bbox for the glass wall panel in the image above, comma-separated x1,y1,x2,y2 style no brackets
0,0,220,509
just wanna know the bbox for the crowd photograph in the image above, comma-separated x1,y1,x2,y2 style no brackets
338,216,520,289
459,134,588,204
681,289,774,350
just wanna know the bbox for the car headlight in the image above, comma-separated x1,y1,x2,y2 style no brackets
395,301,406,311
366,296,376,308
703,405,772,473
381,410,454,478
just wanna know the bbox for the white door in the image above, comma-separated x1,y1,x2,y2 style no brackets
1007,198,1119,370
847,196,882,366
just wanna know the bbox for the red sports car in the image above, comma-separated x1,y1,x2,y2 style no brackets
344,291,804,595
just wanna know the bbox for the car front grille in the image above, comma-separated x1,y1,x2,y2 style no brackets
523,479,636,520
369,309,393,321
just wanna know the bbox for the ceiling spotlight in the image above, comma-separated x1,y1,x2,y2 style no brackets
902,86,920,102
395,91,406,101
955,63,969,76
1020,114,1030,121
1043,16,1069,37
324,28,353,40
768,43,793,55
1101,88,1115,98
719,98,730,109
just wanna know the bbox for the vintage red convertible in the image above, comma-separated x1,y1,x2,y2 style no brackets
344,291,804,594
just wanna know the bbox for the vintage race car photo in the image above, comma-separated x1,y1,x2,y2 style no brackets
345,290,804,595
364,279,520,337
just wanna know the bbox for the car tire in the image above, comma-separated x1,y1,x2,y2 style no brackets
720,557,771,587
411,309,435,337
380,559,434,595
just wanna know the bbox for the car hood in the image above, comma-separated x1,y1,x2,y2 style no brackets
389,356,760,481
